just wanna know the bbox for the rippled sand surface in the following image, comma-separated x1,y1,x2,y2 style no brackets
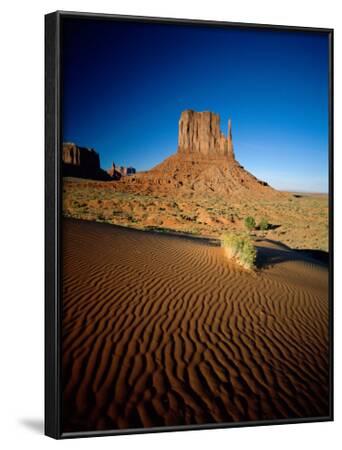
62,219,329,432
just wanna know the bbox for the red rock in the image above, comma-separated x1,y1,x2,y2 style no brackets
177,110,228,159
62,143,110,180
119,110,278,198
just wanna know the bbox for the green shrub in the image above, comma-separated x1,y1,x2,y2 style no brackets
259,217,269,231
221,232,257,270
244,216,256,231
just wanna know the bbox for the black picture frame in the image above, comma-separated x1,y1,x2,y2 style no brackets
45,11,334,439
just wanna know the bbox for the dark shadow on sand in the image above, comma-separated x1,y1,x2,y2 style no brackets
255,239,329,270
256,223,281,231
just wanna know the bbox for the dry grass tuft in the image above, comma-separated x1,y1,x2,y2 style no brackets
222,232,257,270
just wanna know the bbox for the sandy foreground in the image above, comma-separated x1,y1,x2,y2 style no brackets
62,218,329,432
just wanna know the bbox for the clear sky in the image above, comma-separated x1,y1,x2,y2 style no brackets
62,18,329,193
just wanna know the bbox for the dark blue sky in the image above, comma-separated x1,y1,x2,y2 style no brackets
62,18,329,192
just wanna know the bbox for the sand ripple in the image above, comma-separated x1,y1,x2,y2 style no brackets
62,219,329,432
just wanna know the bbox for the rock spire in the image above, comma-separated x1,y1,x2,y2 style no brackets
227,119,235,160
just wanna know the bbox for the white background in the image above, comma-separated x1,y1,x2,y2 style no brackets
0,0,340,448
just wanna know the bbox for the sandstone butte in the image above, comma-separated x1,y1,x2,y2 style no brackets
63,110,284,199
120,110,281,199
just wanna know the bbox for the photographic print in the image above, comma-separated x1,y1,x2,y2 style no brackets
45,12,333,438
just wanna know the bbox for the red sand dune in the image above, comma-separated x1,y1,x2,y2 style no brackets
62,219,329,432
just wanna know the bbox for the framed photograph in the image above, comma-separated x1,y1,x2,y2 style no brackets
45,11,333,439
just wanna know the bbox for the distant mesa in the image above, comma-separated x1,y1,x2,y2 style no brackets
63,142,100,168
62,143,111,181
118,165,136,176
62,143,136,181
107,162,136,179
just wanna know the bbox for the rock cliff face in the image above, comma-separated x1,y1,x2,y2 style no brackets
63,143,100,168
177,110,234,160
62,143,111,180
227,118,235,160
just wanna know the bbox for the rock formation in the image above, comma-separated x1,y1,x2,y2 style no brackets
119,110,275,198
62,143,111,180
107,162,136,179
63,142,100,168
63,110,278,199
106,162,122,180
227,118,235,160
177,110,235,161
125,167,136,176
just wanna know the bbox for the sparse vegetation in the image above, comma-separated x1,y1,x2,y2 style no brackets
258,217,269,231
221,232,257,270
63,179,329,251
244,216,256,231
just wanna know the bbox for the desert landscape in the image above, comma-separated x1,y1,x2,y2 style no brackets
62,110,329,432
63,111,328,252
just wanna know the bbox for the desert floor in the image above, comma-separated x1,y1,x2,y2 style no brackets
62,218,329,432
63,178,329,251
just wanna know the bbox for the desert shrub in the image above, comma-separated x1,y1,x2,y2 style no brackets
127,215,138,223
180,213,197,221
244,216,256,231
221,232,256,270
259,217,269,231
